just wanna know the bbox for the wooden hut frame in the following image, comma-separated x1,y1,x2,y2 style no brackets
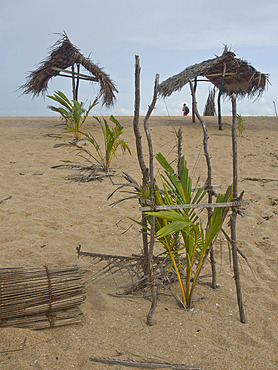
21,33,118,106
133,51,267,324
144,49,268,322
77,52,266,326
78,55,252,325
159,47,269,129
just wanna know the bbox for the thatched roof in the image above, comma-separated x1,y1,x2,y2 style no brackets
21,33,118,107
203,87,216,116
159,47,269,99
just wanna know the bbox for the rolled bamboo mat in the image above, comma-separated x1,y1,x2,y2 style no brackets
0,265,85,330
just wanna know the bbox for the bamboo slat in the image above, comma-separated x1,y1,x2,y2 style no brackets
0,265,85,330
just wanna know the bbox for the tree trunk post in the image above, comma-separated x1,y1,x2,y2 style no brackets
231,93,246,323
75,64,80,101
133,56,150,282
72,64,76,101
145,74,159,326
192,78,197,123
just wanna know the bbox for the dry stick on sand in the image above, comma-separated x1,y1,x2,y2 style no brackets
242,177,278,183
189,80,217,289
221,228,254,276
90,357,201,369
0,195,12,205
0,337,56,354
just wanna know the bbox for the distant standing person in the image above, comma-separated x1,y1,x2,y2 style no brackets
182,103,190,116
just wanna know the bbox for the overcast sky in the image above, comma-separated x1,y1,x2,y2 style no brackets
1,0,277,117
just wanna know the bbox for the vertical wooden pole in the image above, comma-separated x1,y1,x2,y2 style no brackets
177,128,182,177
231,94,246,323
189,80,217,288
273,101,277,116
192,77,197,123
145,74,159,326
133,56,149,187
133,56,149,282
72,64,76,101
218,63,226,130
75,64,80,102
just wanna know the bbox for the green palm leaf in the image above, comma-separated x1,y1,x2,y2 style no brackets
47,91,97,140
156,221,190,239
143,152,233,309
47,90,73,111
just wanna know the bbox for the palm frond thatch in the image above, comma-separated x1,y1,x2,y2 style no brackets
203,87,216,116
21,33,118,107
159,47,269,99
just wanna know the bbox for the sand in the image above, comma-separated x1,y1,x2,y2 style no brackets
0,115,277,369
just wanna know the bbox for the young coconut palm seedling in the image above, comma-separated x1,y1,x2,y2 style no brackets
111,152,232,309
68,115,131,172
224,114,246,137
47,90,97,140
143,153,232,309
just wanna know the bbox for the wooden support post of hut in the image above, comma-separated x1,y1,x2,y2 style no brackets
72,63,80,101
217,62,227,130
20,32,118,107
192,77,197,123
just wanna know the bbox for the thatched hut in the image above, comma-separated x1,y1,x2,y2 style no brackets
159,47,269,126
21,33,118,107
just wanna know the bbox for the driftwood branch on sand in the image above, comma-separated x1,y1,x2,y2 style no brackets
90,356,201,369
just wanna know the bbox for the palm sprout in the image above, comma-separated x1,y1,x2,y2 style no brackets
145,153,232,308
47,90,97,140
67,115,131,172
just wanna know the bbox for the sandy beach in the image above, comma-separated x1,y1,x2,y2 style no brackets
0,115,277,369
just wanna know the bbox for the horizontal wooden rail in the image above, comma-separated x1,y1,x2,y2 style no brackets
51,67,98,82
140,200,249,212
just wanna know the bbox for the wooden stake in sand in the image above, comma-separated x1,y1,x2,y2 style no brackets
230,94,246,323
144,73,160,326
133,55,160,325
0,265,85,330
217,62,227,130
133,55,150,283
189,78,216,288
